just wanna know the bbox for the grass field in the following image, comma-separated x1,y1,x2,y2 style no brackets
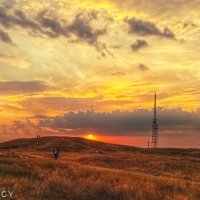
0,137,199,200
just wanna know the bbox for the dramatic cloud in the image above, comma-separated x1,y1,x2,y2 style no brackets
36,10,63,38
126,18,175,39
0,7,40,30
0,29,12,43
67,14,107,45
0,7,107,51
0,7,12,27
0,81,50,95
38,109,200,136
14,9,41,30
131,39,148,51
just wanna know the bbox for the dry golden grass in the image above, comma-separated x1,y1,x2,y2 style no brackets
0,137,199,200
0,149,199,200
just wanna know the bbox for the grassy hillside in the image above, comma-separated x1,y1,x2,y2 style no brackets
0,136,140,152
0,137,199,200
0,136,199,156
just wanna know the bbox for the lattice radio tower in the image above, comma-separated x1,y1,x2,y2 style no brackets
151,92,159,148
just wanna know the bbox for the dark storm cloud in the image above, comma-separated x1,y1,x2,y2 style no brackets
126,18,175,39
131,39,148,51
0,29,12,43
0,81,50,95
38,109,200,136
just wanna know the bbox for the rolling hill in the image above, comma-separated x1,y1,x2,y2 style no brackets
0,136,139,152
0,136,199,157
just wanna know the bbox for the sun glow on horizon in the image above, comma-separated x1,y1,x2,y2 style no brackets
84,134,97,140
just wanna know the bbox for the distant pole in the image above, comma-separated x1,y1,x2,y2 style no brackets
151,92,159,148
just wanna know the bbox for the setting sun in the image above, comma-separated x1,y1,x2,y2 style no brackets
85,134,96,140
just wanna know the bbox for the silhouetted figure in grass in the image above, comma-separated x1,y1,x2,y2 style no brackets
53,148,59,160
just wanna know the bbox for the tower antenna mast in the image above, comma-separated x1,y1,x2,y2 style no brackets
151,92,159,148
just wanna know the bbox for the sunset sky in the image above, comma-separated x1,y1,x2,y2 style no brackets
0,0,200,147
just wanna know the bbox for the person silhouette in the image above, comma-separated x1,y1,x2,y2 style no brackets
53,148,59,160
